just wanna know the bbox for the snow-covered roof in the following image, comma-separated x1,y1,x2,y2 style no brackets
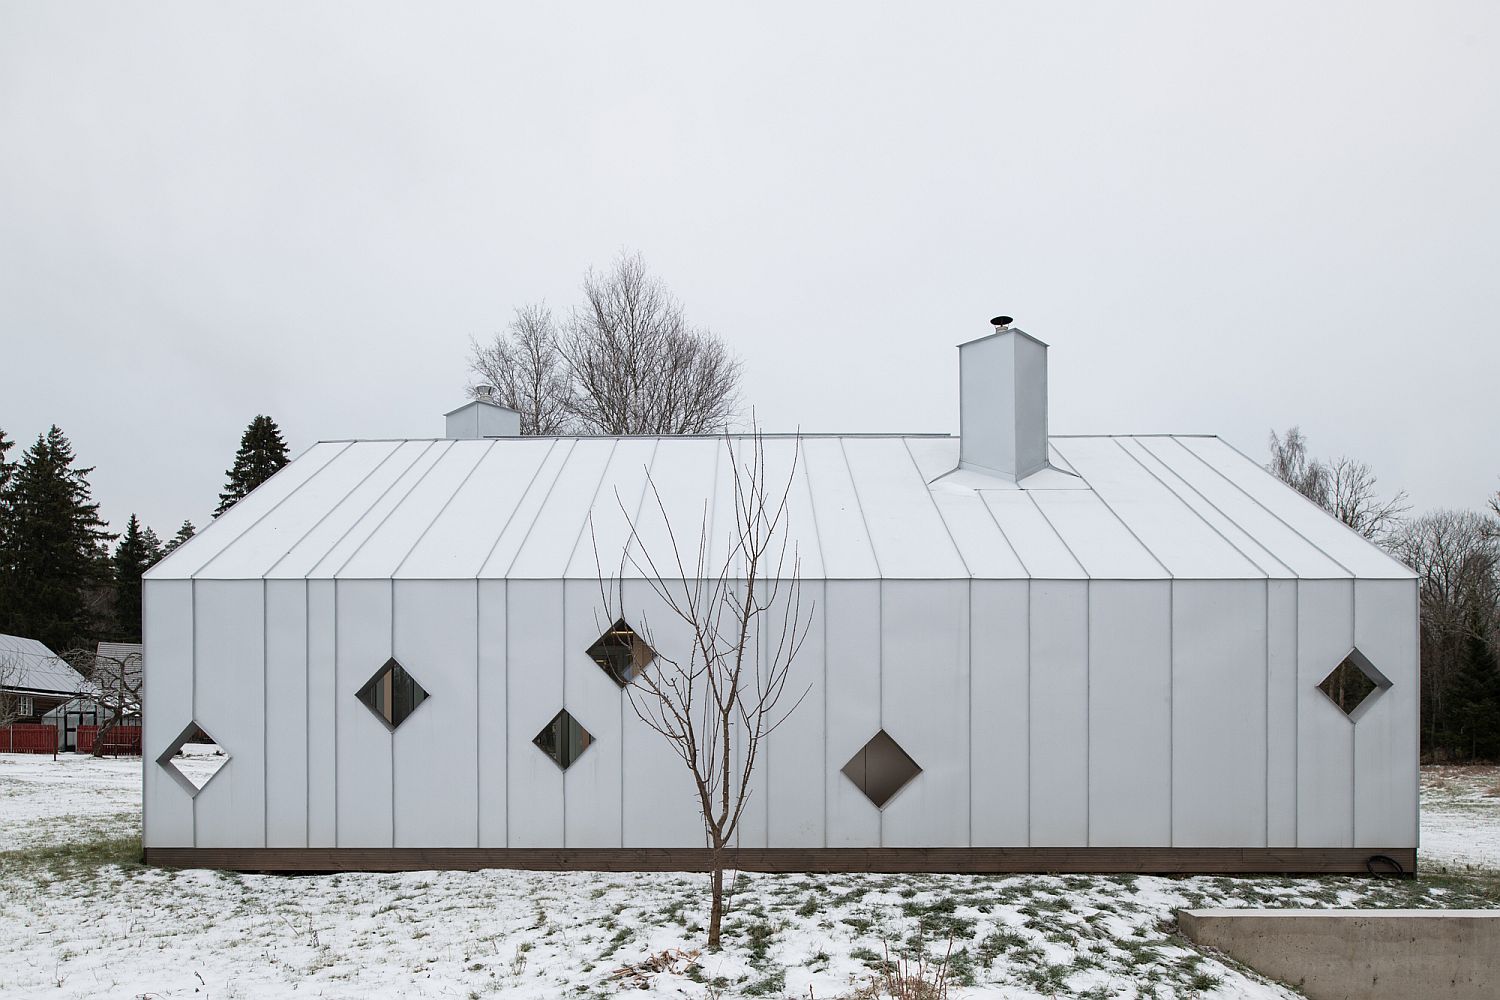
0,633,89,695
144,434,1414,583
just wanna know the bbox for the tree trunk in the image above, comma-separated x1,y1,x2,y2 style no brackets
708,856,724,950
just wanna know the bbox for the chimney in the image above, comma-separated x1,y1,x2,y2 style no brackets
958,316,1049,480
444,388,521,439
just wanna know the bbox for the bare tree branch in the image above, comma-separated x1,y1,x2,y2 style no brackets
593,428,812,950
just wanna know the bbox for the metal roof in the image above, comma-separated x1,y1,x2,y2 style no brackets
145,435,1416,582
0,633,88,695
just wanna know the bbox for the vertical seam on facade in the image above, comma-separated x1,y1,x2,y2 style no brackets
191,581,197,849
329,441,451,578
475,438,561,577
1293,581,1300,847
265,441,407,578
305,582,310,848
390,442,494,577
1264,578,1271,848
1085,583,1092,846
192,441,356,579
504,581,511,848
967,578,973,847
262,579,268,849
822,578,829,849
1351,580,1358,846
561,582,567,848
305,441,437,580
475,580,481,848
333,579,339,845
878,580,885,849
389,580,396,848
1025,579,1033,847
1168,579,1175,848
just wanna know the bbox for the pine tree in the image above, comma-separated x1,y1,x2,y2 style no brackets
0,427,14,555
112,514,162,642
162,520,196,555
215,415,290,516
1445,630,1500,761
0,427,115,652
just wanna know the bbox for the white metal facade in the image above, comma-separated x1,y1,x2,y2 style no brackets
141,429,1418,854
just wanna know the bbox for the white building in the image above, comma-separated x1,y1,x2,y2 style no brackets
142,325,1418,873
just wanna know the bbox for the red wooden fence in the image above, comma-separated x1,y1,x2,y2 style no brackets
76,725,142,756
1,724,57,753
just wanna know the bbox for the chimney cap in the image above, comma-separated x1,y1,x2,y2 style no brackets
990,315,1014,329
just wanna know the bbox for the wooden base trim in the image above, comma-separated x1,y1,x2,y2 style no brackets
144,846,1418,876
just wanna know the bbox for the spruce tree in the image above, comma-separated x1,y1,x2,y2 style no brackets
0,427,14,554
0,427,114,652
216,415,290,516
163,520,196,555
112,514,162,642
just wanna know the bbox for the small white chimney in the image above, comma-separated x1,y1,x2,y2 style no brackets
958,316,1049,480
445,389,521,439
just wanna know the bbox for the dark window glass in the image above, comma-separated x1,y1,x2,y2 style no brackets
355,658,430,730
587,619,656,686
534,709,594,770
841,729,922,808
1317,649,1385,719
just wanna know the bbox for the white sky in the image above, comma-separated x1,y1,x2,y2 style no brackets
2,2,1497,536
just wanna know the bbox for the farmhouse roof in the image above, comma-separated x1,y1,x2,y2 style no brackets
144,433,1414,583
0,632,89,696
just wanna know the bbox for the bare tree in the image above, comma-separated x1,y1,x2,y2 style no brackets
468,303,572,435
1325,456,1410,543
1267,427,1408,542
594,431,813,950
1387,510,1500,749
1267,426,1328,503
0,653,21,730
73,646,142,756
468,252,743,436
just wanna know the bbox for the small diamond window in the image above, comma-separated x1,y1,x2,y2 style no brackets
1316,647,1389,722
156,722,230,797
355,658,430,730
534,709,594,770
587,619,656,686
841,730,922,808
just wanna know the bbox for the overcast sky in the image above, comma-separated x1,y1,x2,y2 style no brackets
2,3,1497,537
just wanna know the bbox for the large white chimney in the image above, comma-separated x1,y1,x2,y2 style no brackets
958,317,1049,480
445,388,521,439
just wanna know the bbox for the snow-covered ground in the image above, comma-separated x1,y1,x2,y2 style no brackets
1,754,1496,1000
1420,764,1500,873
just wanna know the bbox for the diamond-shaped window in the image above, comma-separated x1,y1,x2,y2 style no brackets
156,722,230,797
1317,647,1389,722
356,657,430,730
587,619,656,687
841,729,922,808
534,709,594,770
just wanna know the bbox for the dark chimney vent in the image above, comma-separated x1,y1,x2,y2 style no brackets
990,315,1013,329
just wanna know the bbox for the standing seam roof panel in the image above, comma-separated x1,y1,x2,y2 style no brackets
396,439,557,579
339,440,492,578
1051,437,1264,579
309,440,453,578
840,437,968,579
565,438,661,579
980,491,1088,578
1027,489,1170,579
1178,437,1414,579
1134,438,1350,579
194,441,403,580
504,438,622,579
799,437,880,579
146,441,350,581
612,437,725,580
267,440,435,579
478,438,578,578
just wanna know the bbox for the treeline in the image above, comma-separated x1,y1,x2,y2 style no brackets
1268,428,1500,761
0,416,289,652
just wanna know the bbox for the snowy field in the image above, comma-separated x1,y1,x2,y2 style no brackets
1,755,1497,1000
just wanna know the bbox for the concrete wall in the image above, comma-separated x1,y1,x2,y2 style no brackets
142,577,1419,851
1179,909,1500,1000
